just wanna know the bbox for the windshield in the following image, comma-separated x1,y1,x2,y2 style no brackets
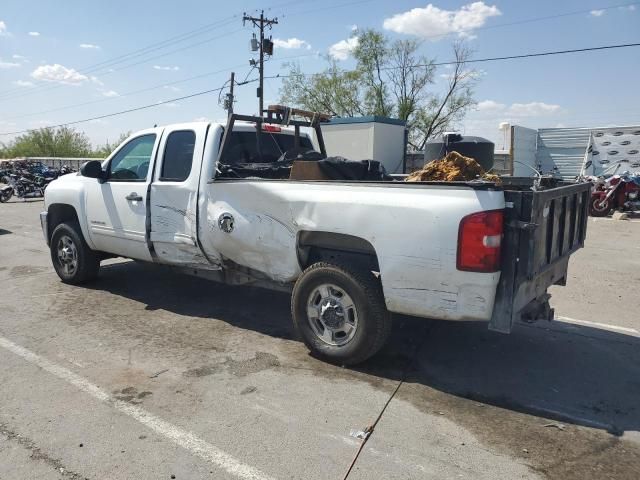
219,131,314,165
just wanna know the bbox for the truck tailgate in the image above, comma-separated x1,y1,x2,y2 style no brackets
490,179,591,333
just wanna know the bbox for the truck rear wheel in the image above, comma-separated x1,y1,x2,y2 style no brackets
291,262,392,365
50,221,100,284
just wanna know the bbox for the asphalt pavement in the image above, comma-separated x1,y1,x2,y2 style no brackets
1,199,639,479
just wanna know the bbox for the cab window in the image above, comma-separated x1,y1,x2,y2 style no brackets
108,134,156,181
160,130,195,182
219,131,313,165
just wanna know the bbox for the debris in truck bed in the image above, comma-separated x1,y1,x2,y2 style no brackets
405,151,500,183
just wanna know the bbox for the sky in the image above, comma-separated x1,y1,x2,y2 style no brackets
0,0,639,149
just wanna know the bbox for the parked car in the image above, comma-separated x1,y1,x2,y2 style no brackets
40,110,591,365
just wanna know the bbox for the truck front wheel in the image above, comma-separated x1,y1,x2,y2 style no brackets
50,221,100,284
291,262,392,365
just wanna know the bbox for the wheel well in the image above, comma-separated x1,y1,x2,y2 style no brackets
297,231,380,271
47,204,79,242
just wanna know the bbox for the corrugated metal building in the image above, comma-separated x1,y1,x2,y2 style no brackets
506,124,640,180
536,127,592,180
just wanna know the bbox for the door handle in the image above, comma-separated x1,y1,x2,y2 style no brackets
125,192,143,201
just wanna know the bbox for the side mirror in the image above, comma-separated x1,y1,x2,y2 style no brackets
80,160,104,180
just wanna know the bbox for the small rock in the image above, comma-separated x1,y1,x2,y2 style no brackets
438,411,445,415
79,443,83,447
171,475,176,479
522,448,529,453
139,435,147,440
240,386,257,395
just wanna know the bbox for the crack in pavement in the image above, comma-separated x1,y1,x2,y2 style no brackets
0,422,88,480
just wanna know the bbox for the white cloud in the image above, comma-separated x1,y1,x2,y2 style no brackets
12,54,28,62
193,116,210,122
273,38,311,50
90,76,104,86
476,100,506,112
0,21,9,36
0,59,21,69
28,31,40,37
153,65,179,71
350,24,358,31
79,43,100,49
590,9,605,17
474,100,562,117
101,90,119,97
509,102,561,116
329,36,359,60
383,2,501,40
164,85,181,92
13,80,34,87
31,64,88,85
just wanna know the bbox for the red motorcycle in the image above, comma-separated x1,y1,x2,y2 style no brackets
589,171,640,217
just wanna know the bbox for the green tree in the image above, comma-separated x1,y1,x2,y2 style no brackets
2,126,93,158
280,30,477,150
93,131,131,158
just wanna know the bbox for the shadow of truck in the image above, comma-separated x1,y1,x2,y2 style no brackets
92,260,640,437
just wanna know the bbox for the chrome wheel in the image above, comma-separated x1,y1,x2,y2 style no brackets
56,235,78,276
306,283,358,346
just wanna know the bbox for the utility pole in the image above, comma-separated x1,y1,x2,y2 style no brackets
243,11,278,116
224,71,235,115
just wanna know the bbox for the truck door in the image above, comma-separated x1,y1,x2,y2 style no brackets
85,130,161,261
149,123,209,265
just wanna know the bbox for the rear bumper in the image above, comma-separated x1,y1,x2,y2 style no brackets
40,211,49,246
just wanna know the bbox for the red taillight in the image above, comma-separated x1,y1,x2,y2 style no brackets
457,210,504,273
262,124,282,133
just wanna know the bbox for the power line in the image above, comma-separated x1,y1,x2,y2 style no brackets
4,53,316,121
0,17,240,101
0,0,316,99
266,42,640,80
2,41,638,136
0,0,317,102
0,27,244,104
0,86,231,136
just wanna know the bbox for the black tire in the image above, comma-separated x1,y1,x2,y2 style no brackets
0,189,12,203
291,262,392,366
589,196,612,217
50,221,100,284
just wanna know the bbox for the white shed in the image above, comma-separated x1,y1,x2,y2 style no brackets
319,116,407,174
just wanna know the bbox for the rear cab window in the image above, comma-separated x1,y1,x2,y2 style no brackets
160,130,196,182
219,131,313,165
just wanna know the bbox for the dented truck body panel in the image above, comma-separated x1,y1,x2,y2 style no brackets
200,180,503,320
43,120,586,330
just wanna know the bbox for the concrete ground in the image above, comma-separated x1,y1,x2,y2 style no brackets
1,199,639,480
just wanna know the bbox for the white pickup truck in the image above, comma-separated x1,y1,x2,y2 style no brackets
41,109,591,365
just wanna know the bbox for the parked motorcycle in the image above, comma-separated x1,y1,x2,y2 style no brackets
589,171,640,217
0,173,45,202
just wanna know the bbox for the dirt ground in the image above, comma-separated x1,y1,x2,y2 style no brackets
1,199,639,480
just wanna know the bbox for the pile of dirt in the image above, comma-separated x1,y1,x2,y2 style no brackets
405,151,500,183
